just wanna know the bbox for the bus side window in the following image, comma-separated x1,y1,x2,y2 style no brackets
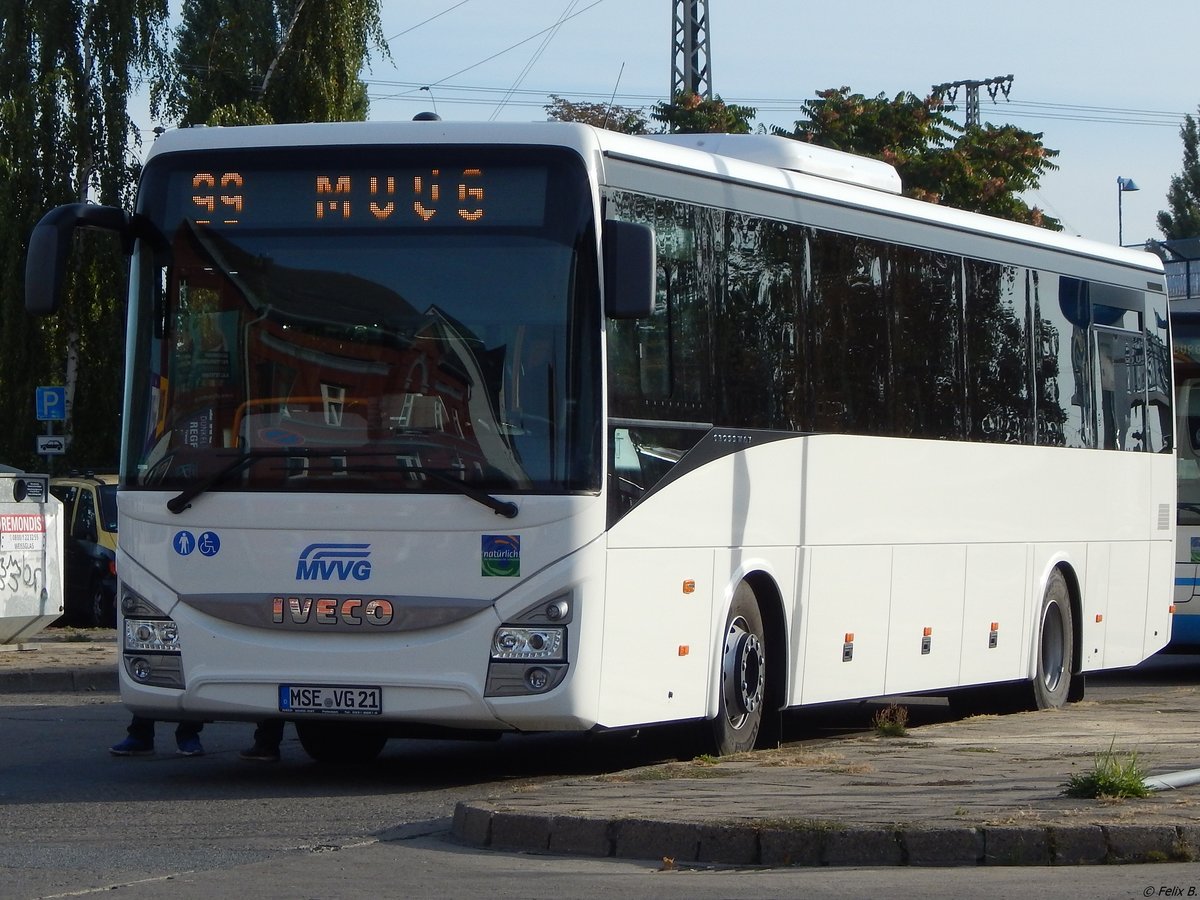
610,427,644,515
1095,328,1146,451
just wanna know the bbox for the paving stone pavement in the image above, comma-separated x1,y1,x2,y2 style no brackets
453,695,1200,868
5,628,1200,868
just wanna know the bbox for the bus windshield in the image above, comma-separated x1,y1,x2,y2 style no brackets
124,146,600,498
1177,315,1200,525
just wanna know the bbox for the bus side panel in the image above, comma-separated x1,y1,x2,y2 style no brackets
1146,447,1176,655
799,545,891,705
1091,541,1152,669
787,546,810,706
883,544,966,696
1082,542,1112,671
1146,539,1175,652
606,440,805,551
958,544,1030,687
598,547,715,728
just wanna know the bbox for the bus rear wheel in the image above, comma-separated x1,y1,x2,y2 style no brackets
706,583,766,756
295,721,388,764
1031,569,1073,710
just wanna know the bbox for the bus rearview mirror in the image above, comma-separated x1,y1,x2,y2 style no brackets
26,203,129,316
603,220,656,319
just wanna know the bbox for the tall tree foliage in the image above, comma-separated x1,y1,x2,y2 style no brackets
652,90,755,134
0,1,386,471
1158,110,1200,240
544,94,650,134
0,0,168,470
154,0,388,127
778,87,1060,229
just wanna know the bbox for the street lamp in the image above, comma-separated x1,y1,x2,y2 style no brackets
1117,176,1139,245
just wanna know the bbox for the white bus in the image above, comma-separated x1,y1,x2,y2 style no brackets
26,121,1175,762
1170,296,1200,646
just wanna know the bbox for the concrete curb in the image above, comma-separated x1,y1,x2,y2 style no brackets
450,802,1200,868
0,666,118,694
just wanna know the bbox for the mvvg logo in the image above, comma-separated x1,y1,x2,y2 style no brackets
296,543,372,581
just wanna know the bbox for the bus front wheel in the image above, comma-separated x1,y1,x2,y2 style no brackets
1032,569,1073,710
707,583,766,756
295,721,388,764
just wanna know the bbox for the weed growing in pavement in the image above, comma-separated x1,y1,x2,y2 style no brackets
1061,739,1150,799
871,703,909,737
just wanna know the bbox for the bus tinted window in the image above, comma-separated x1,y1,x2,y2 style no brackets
606,186,1161,457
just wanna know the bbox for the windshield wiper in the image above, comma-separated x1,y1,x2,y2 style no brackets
166,450,284,514
165,450,518,519
408,465,518,518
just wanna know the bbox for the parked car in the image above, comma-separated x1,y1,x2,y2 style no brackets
48,473,118,627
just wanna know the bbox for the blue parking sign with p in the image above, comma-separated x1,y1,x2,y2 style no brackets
36,386,66,421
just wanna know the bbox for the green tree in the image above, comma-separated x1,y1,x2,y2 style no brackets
544,94,651,134
1157,110,1200,240
0,0,168,470
652,91,755,134
778,87,1060,228
154,0,388,127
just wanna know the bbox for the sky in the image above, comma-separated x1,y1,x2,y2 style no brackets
326,0,1200,247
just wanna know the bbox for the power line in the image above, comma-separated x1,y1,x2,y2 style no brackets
364,77,1192,129
372,0,608,103
490,0,582,121
385,1,472,43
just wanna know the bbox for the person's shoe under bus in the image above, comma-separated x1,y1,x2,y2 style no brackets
109,736,154,756
175,735,205,756
238,743,280,762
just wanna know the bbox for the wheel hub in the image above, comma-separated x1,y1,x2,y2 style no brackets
722,619,764,722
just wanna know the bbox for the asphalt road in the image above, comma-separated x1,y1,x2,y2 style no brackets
1,653,1198,898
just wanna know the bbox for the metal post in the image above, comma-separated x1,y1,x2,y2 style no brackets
670,0,712,101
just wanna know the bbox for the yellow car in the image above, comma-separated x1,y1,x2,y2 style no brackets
48,473,118,627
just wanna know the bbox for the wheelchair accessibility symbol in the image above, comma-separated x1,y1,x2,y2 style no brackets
173,530,221,557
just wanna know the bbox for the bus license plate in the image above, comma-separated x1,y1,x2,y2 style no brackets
279,684,382,716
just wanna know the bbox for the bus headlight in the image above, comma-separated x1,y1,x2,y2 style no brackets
125,618,183,653
491,626,565,661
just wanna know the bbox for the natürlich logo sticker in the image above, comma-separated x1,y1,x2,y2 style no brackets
481,534,520,577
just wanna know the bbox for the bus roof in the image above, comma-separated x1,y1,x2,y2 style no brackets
145,120,1163,278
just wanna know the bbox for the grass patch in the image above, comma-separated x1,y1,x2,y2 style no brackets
597,761,734,782
753,817,842,832
62,632,93,643
748,748,844,768
1061,739,1150,799
871,704,909,737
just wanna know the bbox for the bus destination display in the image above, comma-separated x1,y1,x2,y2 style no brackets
172,165,548,229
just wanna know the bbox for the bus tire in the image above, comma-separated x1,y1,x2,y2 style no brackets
1032,569,1073,710
296,721,388,764
707,582,766,756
